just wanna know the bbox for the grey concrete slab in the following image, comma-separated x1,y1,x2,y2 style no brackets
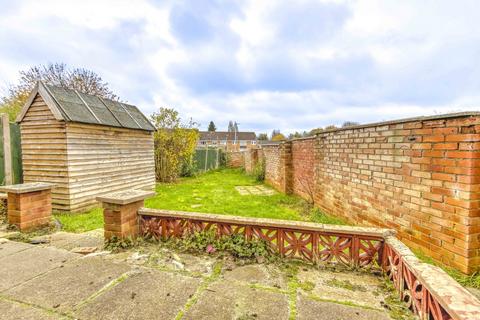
0,240,32,258
31,231,103,251
0,244,78,292
0,299,62,320
297,266,386,309
5,256,130,312
297,295,390,320
223,264,288,289
184,280,289,320
76,268,201,320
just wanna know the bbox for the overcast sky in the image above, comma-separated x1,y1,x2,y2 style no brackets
0,0,479,134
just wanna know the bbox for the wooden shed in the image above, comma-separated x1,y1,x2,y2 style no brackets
16,81,156,212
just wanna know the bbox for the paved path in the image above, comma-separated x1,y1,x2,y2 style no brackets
0,236,403,320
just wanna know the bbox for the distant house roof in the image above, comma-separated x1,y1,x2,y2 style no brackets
16,81,155,131
199,131,256,141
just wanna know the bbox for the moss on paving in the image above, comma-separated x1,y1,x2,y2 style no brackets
174,262,223,320
55,169,345,233
324,278,367,292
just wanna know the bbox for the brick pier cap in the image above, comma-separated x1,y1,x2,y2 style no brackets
0,182,54,194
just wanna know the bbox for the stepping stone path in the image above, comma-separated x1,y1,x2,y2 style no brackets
0,232,410,319
235,185,276,196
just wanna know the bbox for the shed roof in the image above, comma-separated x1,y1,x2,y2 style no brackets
16,81,155,131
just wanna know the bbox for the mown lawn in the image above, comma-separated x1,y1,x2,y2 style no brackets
55,168,345,232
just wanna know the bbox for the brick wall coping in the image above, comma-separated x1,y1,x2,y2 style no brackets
289,136,316,142
138,208,394,238
0,182,54,194
260,142,282,147
314,111,480,135
97,190,155,205
385,236,480,319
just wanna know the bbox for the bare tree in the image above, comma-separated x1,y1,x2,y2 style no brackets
1,63,118,120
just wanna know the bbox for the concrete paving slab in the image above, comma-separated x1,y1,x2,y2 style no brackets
223,264,288,289
76,268,201,320
184,280,289,320
0,244,78,292
141,249,217,276
31,232,103,251
5,256,131,312
297,267,385,309
297,294,390,320
0,299,62,320
0,240,32,258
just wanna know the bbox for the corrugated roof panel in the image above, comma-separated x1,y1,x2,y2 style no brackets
77,92,121,127
101,99,139,129
122,103,155,131
46,85,98,123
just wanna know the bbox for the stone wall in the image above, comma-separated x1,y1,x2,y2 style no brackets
260,112,480,274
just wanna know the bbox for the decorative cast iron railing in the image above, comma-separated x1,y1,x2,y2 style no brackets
138,208,480,320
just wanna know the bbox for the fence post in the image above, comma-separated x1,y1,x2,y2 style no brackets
1,114,12,185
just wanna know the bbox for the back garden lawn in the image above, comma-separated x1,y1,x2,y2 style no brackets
55,168,345,233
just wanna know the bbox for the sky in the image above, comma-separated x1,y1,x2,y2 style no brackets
0,0,480,134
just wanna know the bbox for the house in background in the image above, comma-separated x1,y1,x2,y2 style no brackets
198,131,257,151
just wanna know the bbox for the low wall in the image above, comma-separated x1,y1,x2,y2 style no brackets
259,112,480,274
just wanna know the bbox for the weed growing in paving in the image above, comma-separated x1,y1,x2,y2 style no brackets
160,231,278,262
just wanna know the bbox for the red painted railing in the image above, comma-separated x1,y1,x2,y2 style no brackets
138,209,480,320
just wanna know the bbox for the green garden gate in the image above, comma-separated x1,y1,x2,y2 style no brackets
194,148,225,172
0,114,22,185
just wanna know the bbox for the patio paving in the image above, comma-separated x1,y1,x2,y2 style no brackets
235,185,276,196
0,234,410,320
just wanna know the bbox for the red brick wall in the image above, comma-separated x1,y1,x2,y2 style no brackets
244,149,259,174
261,114,480,273
227,151,244,168
292,138,316,201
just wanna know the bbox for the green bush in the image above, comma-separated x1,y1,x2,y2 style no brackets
180,156,198,177
253,159,266,181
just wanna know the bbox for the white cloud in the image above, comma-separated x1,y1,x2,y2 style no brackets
0,0,479,134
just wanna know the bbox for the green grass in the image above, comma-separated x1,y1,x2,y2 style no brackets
54,207,103,233
145,168,344,223
54,168,345,233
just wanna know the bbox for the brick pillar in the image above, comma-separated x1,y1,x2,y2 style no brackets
280,141,293,194
96,190,155,240
0,183,53,231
